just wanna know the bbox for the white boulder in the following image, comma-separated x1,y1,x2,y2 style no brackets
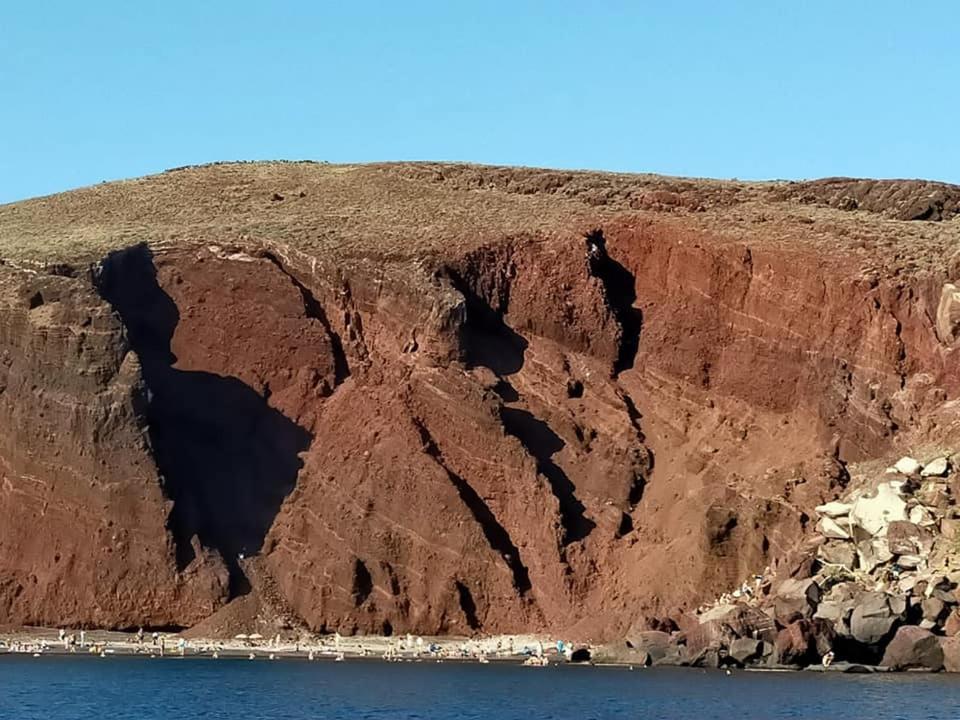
894,457,922,476
921,457,950,477
818,516,851,540
857,537,894,574
850,483,907,536
909,505,938,527
897,554,924,570
815,501,852,518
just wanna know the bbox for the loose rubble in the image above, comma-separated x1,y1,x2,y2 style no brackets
597,454,960,672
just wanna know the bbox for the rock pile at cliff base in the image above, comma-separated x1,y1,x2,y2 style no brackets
597,454,960,672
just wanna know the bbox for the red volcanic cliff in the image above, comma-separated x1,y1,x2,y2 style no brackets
1,162,959,639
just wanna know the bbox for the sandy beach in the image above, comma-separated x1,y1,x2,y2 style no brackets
0,627,567,666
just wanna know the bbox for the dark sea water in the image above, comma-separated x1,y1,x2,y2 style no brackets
2,656,960,720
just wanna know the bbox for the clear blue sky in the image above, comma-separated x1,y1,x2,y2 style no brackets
2,1,958,203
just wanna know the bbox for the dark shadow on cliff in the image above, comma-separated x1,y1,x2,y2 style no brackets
500,407,595,544
441,267,528,376
412,417,532,596
585,229,642,375
94,244,311,593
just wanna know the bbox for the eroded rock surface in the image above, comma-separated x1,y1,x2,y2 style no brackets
1,161,960,638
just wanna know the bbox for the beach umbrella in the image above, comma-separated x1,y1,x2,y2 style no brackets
234,634,248,640
249,633,263,640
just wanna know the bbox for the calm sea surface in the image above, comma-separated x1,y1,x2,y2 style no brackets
2,656,959,719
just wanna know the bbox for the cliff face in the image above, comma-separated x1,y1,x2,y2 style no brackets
1,162,958,638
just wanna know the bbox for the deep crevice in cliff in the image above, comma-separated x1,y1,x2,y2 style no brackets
500,407,595,544
352,558,373,605
620,391,652,507
260,252,351,385
411,417,532,596
94,244,312,594
585,229,642,376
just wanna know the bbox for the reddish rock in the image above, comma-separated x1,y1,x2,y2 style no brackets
773,578,821,626
775,619,834,666
881,626,944,671
941,636,960,673
944,610,960,637
886,521,932,556
922,597,947,624
1,163,958,637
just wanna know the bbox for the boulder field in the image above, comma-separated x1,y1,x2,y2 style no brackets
598,455,960,671
2,162,960,652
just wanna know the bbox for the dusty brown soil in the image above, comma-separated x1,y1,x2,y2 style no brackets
1,162,959,640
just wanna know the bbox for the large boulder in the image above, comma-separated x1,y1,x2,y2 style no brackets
881,626,944,671
816,581,862,637
850,483,907,536
773,578,821,626
855,536,894,573
686,646,724,669
921,457,949,477
922,597,947,625
729,637,762,666
685,603,778,656
652,645,685,667
941,636,960,673
850,592,901,646
626,630,674,664
894,457,922,476
774,619,835,666
815,600,855,636
818,517,851,540
917,481,951,510
818,540,857,569
886,521,933,556
944,610,960,637
591,642,651,666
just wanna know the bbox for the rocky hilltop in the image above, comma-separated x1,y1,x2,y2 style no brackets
2,162,960,653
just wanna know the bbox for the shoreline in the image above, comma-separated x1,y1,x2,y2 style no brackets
0,627,564,666
0,626,906,675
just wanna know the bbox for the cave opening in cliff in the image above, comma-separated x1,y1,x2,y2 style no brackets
94,243,312,595
455,580,481,631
